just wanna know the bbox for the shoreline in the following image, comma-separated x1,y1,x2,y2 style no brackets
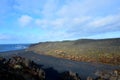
1,49,120,67
26,50,120,66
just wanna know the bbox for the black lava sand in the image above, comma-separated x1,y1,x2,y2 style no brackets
0,50,120,80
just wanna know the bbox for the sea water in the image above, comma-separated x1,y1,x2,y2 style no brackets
0,44,30,52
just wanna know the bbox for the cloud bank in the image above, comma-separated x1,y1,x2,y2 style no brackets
0,0,120,43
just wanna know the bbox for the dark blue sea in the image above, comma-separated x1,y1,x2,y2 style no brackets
0,44,30,52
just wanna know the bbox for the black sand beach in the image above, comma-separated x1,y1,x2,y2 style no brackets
0,50,119,80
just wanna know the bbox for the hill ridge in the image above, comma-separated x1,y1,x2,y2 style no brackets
28,38,120,65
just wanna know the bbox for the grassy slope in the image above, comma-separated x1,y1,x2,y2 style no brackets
27,38,120,65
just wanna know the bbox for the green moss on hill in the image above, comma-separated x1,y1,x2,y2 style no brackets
28,38,120,65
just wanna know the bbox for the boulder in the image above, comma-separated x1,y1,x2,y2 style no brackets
95,70,120,80
60,71,81,80
87,76,93,80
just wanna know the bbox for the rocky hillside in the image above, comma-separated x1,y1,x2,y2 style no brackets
28,38,120,64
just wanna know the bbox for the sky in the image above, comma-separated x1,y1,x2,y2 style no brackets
0,0,120,44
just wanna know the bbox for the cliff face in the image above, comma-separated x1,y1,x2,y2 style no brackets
28,38,120,64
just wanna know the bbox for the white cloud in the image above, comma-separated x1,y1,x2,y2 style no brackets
18,15,33,27
56,0,113,18
41,0,59,18
50,18,66,28
35,16,91,29
0,34,10,40
15,0,120,41
88,14,120,28
40,31,76,41
14,0,45,15
35,19,49,28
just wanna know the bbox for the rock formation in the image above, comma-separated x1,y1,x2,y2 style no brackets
0,56,119,80
95,70,120,80
60,71,81,80
0,56,45,80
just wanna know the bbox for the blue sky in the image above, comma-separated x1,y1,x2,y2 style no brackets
0,0,120,44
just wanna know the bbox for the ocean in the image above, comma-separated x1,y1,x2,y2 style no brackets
0,44,30,52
